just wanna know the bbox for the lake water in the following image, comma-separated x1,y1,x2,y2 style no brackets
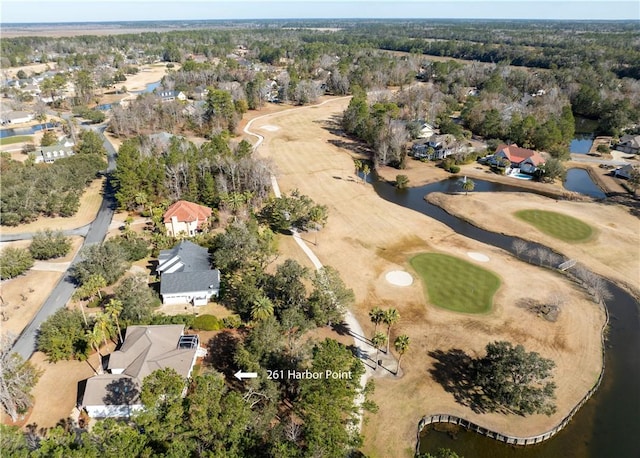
570,135,595,154
563,168,606,199
0,122,57,138
369,176,640,458
131,81,161,94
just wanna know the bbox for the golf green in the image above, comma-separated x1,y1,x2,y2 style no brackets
515,209,593,242
410,253,500,314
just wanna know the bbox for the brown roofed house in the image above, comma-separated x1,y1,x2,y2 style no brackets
81,325,203,418
491,144,545,174
163,200,212,237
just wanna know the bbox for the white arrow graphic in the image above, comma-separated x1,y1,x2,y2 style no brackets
234,369,258,380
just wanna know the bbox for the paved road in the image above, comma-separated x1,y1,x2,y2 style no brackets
11,126,117,360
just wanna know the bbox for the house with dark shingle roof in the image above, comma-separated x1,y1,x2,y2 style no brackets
163,200,212,237
616,135,640,155
157,240,220,306
81,324,204,418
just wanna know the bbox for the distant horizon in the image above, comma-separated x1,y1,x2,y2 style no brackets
1,1,639,24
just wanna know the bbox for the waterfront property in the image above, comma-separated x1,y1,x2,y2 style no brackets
81,324,204,418
409,253,501,313
489,144,545,174
515,209,594,243
615,134,640,155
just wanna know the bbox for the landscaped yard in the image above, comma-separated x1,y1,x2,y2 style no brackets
410,253,500,313
515,209,594,242
0,135,33,146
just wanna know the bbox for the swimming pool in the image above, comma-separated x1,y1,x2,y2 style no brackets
510,172,534,180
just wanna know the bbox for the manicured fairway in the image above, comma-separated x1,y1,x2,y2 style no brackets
515,209,593,242
410,253,501,313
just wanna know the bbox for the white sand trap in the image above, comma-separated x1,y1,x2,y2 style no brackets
260,125,280,132
467,252,490,262
385,270,413,286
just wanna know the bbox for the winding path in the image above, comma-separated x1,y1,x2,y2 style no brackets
243,99,375,431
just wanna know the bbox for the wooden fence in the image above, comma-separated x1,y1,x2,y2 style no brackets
417,295,609,452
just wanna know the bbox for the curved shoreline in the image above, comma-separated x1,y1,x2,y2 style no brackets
416,193,619,451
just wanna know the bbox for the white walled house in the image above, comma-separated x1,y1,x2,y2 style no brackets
82,325,202,418
163,200,212,237
157,240,220,306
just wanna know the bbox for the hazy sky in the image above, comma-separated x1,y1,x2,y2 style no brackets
1,0,639,23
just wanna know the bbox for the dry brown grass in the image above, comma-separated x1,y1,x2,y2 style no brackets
0,237,83,336
0,179,105,235
245,97,607,457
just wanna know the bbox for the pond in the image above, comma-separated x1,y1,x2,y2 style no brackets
563,168,607,199
368,176,640,458
570,134,595,154
131,80,161,94
0,122,57,138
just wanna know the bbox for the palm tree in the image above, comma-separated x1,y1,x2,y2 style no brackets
461,177,475,195
84,274,107,302
105,299,124,344
371,332,387,370
383,308,400,353
394,334,410,375
361,163,371,184
353,159,362,176
85,327,104,374
94,313,114,346
369,307,385,334
251,296,274,322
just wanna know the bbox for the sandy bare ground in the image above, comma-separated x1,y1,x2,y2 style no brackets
244,97,606,457
0,237,83,336
120,63,180,92
428,192,640,297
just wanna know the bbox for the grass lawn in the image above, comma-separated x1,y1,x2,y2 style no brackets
0,135,33,146
410,253,501,314
515,209,594,242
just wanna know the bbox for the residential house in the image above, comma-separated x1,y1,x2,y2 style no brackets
614,163,639,179
616,135,640,155
417,122,436,139
82,325,204,418
163,200,212,237
489,144,545,174
36,143,75,163
0,110,34,125
157,89,187,103
412,134,456,160
157,240,220,306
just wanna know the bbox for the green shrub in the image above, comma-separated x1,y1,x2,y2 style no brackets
0,247,34,280
192,314,223,331
449,165,460,173
222,314,243,329
29,229,72,260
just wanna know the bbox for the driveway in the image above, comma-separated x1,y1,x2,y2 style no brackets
11,126,117,359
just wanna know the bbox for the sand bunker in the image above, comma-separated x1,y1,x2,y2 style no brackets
385,270,413,286
261,125,280,132
467,252,490,262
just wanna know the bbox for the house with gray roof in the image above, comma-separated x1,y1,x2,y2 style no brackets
157,240,220,306
81,324,203,418
616,134,640,155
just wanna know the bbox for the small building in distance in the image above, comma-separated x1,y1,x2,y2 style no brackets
163,200,212,237
616,134,640,155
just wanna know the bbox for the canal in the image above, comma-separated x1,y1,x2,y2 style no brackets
369,176,640,458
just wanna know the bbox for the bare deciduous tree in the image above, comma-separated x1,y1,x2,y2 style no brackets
1,334,41,422
511,239,529,259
